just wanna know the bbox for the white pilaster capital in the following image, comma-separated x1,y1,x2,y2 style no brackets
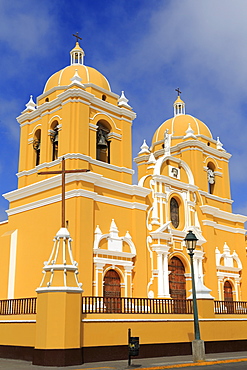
124,265,134,273
95,262,105,271
151,244,170,255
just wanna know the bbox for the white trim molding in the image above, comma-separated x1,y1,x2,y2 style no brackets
202,220,246,234
199,191,233,204
200,205,247,224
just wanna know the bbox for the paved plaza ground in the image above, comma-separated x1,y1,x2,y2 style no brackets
0,351,247,369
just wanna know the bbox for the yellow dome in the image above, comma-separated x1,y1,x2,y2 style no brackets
152,114,213,145
43,64,111,93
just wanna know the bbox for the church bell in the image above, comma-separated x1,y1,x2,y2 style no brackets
97,130,108,148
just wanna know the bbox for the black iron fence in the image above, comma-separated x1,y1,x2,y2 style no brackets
82,296,193,314
214,300,247,314
0,298,37,315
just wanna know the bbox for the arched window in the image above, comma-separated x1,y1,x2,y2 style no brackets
50,122,59,161
170,197,179,228
207,163,215,194
33,129,41,166
96,122,110,163
103,269,121,313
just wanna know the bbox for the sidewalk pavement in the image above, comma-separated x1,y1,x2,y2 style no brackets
0,351,247,370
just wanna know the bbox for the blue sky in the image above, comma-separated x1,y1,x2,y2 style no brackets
1,0,247,221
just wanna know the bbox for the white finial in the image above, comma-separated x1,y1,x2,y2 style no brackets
216,137,225,151
223,242,230,254
138,139,150,155
147,152,156,164
94,225,102,235
94,225,102,248
70,69,84,87
25,95,36,111
184,123,196,139
108,220,122,252
125,231,132,239
118,91,131,108
110,219,119,238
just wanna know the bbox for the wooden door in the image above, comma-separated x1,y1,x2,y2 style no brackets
224,281,234,313
169,257,186,313
103,269,121,312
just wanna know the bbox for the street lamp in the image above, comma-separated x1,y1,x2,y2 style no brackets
184,230,205,362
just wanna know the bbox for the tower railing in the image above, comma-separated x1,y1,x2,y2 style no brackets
214,300,247,314
82,296,193,314
0,298,37,315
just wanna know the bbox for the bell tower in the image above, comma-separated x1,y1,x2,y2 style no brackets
16,40,136,189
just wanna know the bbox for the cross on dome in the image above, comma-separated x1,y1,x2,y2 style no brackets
70,35,85,65
72,32,82,43
174,90,185,116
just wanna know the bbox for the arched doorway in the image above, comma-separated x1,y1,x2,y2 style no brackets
224,280,234,313
103,269,121,312
169,257,186,299
169,257,186,313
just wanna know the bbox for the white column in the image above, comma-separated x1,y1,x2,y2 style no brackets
163,252,170,297
8,230,18,299
124,266,133,297
159,183,164,225
157,252,164,297
94,262,105,296
152,245,170,298
235,278,241,301
193,250,204,285
218,276,223,300
151,181,159,225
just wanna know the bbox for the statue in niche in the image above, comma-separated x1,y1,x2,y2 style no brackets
164,129,171,156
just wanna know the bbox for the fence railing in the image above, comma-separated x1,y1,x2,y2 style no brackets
82,296,193,314
0,298,37,315
214,300,247,314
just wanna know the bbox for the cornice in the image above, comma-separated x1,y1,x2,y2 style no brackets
216,265,241,273
202,220,246,234
199,191,233,204
37,83,119,103
82,82,119,97
134,154,150,164
153,139,231,161
5,168,149,203
16,153,134,179
36,287,83,293
93,256,133,268
152,174,198,192
5,185,148,216
200,205,247,223
93,248,135,259
172,140,231,160
17,87,136,125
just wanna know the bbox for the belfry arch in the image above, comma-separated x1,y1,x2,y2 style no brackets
96,120,111,163
50,120,59,161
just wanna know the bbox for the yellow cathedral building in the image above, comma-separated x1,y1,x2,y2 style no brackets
0,39,247,366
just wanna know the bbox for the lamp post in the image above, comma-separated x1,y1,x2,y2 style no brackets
184,230,205,362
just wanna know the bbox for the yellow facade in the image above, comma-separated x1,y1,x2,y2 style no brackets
0,40,247,365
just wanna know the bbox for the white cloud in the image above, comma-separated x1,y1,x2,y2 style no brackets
0,1,57,61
